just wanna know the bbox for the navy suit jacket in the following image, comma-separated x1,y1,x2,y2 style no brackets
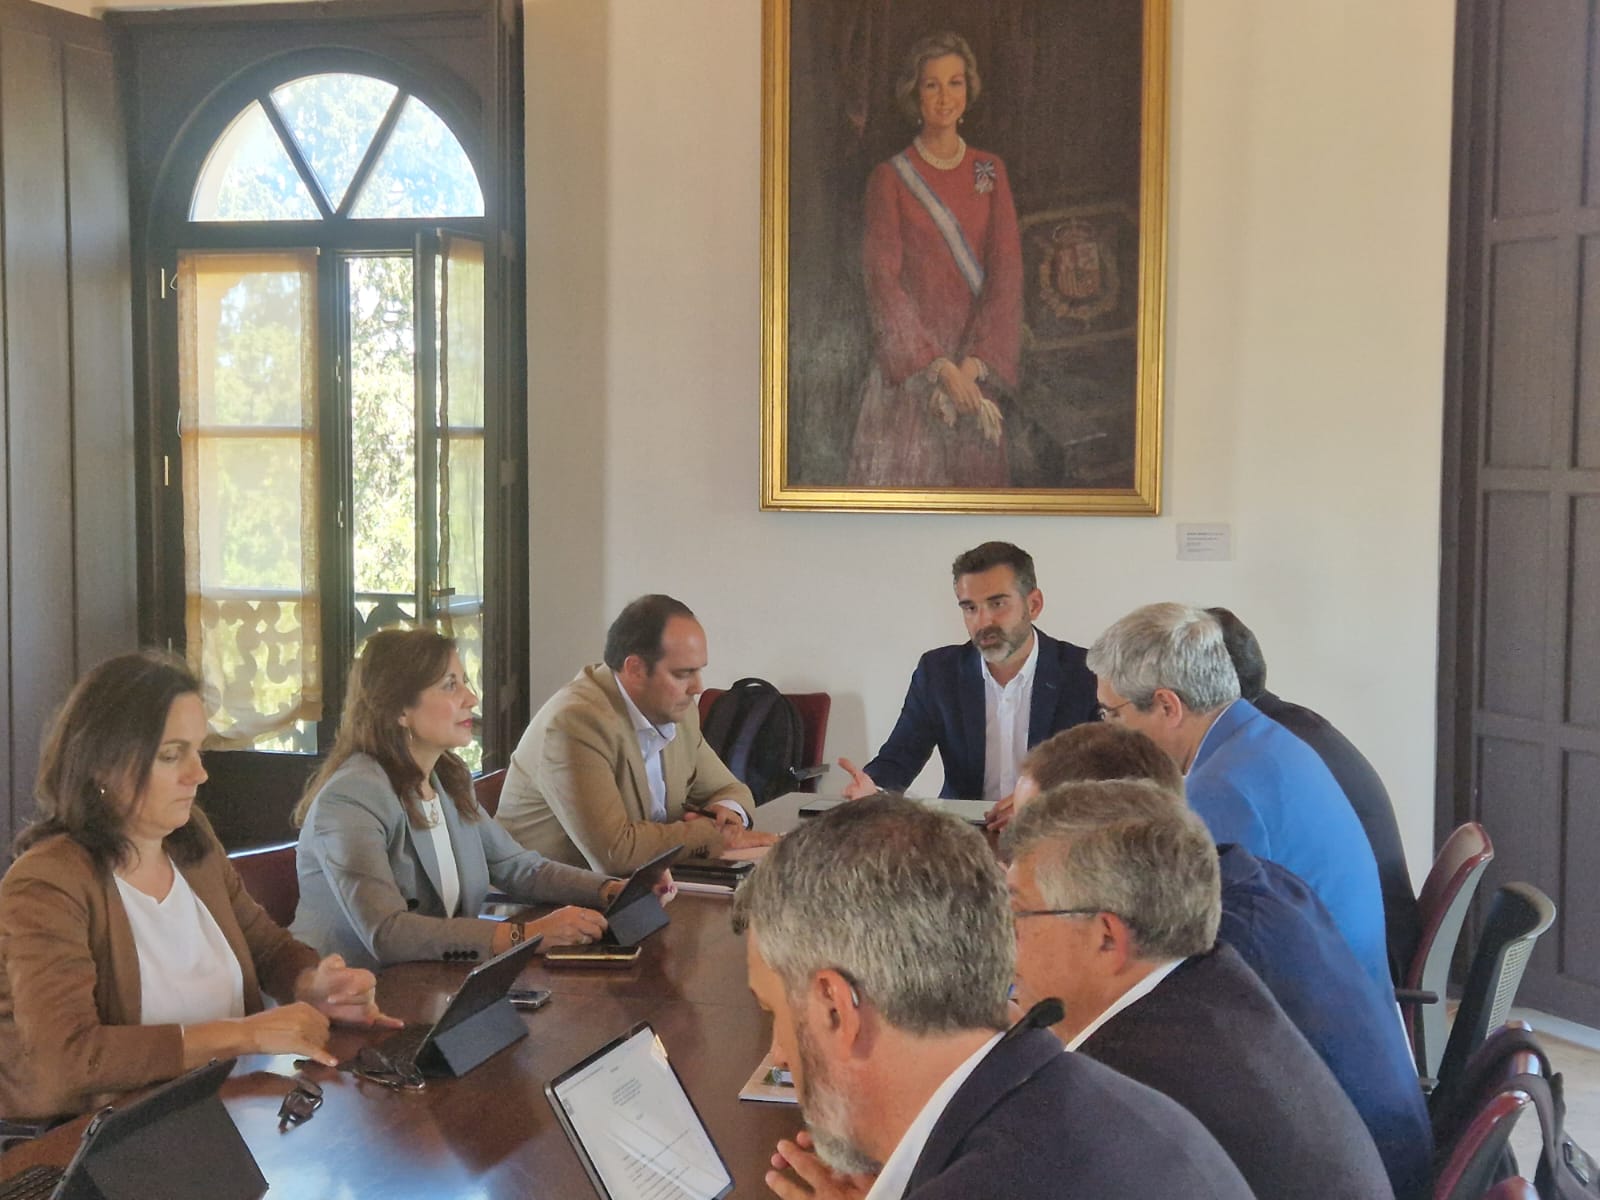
1252,688,1421,983
1082,944,1396,1200
903,1027,1254,1199
863,628,1098,798
1219,844,1432,1200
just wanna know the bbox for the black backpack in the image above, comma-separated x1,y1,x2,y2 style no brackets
700,678,805,806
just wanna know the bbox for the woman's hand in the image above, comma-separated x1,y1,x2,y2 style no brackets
935,358,986,415
527,906,609,949
184,1001,338,1068
295,954,403,1029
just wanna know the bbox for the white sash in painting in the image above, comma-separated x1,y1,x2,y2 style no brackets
891,151,984,298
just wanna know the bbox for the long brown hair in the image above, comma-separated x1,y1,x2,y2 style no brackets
294,628,479,828
15,651,209,873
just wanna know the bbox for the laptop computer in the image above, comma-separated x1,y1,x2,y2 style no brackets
0,1059,263,1200
365,933,543,1078
602,845,683,946
546,1022,733,1200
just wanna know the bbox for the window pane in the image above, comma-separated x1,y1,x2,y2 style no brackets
349,255,417,596
271,74,398,213
191,101,321,222
350,96,484,219
178,250,321,751
191,258,311,427
441,235,485,428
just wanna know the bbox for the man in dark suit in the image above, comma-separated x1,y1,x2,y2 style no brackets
734,796,1254,1200
837,542,1097,820
1014,723,1432,1200
1006,779,1396,1200
1208,606,1421,982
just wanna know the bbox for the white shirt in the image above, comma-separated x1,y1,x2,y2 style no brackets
116,864,245,1027
618,686,750,827
619,685,679,821
1063,957,1185,1051
417,793,461,917
981,633,1040,803
863,1032,1004,1200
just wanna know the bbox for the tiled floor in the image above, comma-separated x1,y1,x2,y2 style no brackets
1504,1008,1600,1173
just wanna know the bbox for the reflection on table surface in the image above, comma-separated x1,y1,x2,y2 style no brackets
0,894,797,1199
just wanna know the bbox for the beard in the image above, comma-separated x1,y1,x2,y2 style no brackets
973,621,1031,664
794,1017,883,1176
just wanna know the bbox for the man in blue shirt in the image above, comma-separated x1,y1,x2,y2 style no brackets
1084,602,1390,997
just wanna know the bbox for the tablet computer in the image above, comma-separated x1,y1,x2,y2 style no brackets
546,1022,733,1200
602,845,683,946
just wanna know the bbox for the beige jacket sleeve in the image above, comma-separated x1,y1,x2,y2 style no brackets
538,697,727,874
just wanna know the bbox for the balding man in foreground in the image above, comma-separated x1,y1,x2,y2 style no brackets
1006,780,1394,1200
735,796,1253,1200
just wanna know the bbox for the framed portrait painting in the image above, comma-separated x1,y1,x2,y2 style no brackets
761,0,1168,514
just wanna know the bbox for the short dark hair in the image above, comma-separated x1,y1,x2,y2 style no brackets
603,594,696,672
1022,723,1184,797
16,651,210,873
1206,607,1267,700
950,542,1036,595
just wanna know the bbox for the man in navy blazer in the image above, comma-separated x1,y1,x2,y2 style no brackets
838,542,1097,814
735,796,1254,1200
1006,780,1396,1200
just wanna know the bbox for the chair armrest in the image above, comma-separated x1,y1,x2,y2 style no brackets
789,764,830,783
1394,987,1439,1006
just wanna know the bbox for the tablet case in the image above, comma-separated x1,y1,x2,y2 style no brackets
398,935,543,1078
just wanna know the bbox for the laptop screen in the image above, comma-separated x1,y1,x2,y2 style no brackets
547,1023,733,1200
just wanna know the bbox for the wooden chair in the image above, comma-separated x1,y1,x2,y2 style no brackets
1398,822,1495,1083
227,841,300,928
474,767,508,818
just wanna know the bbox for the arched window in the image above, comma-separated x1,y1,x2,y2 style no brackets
155,65,500,775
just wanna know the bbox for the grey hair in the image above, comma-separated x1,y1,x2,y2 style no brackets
1004,780,1220,961
894,32,983,126
732,796,1012,1035
1085,602,1240,714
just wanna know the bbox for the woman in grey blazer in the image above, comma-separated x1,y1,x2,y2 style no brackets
291,629,647,970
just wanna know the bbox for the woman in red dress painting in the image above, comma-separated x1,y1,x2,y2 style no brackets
847,31,1023,489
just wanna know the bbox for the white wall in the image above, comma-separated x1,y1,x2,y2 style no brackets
525,0,1456,880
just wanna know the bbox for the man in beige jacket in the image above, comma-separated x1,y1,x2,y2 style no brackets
497,594,777,873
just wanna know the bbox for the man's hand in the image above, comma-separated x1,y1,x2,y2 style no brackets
767,1132,875,1200
984,793,1015,830
682,803,748,832
836,758,878,801
722,827,780,853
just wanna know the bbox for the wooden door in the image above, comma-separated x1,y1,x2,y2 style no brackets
1440,0,1600,1020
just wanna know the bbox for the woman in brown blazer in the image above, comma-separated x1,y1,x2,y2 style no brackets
0,652,396,1120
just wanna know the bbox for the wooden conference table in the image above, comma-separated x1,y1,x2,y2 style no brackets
0,797,824,1199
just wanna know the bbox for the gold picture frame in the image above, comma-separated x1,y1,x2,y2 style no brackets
760,0,1168,514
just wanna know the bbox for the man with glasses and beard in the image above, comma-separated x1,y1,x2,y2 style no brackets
734,796,1254,1200
836,543,1096,825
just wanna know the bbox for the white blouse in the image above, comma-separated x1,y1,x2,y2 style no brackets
116,863,245,1027
417,794,461,917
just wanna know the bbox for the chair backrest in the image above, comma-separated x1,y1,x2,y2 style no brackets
697,688,831,789
1405,821,1495,1080
227,841,300,928
1435,883,1558,1097
474,768,508,818
1433,1076,1533,1200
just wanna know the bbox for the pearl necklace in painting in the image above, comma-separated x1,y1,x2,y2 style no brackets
913,134,966,170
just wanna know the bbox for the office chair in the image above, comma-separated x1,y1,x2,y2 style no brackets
1398,822,1495,1083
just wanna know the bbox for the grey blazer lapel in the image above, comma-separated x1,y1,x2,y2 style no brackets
405,792,448,915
